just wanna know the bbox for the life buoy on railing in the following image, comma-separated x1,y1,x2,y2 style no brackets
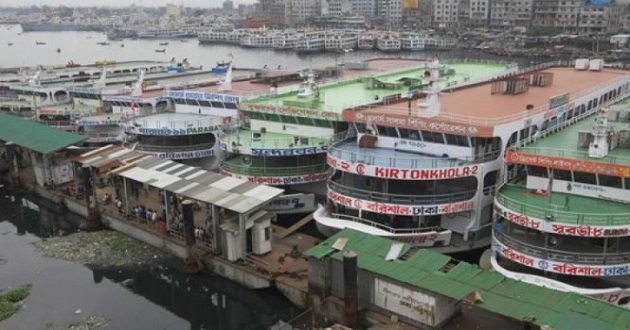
241,156,252,166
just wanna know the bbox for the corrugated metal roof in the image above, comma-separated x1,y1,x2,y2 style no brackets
0,113,87,154
76,146,284,214
306,228,630,329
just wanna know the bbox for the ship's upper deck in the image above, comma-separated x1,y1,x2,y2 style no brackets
241,59,512,119
345,66,630,136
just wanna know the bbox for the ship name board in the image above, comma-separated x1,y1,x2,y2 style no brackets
134,125,220,135
498,206,630,238
345,111,489,136
143,148,214,160
251,146,328,156
494,239,630,277
328,190,474,215
507,151,630,178
221,171,327,185
77,119,123,126
242,104,340,120
327,155,479,180
166,90,240,103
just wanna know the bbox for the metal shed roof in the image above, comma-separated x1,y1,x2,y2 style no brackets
0,113,87,154
305,228,630,329
75,146,284,214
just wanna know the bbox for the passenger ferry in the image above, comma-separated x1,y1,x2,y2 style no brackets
240,32,275,48
400,33,426,51
376,34,401,52
219,59,511,214
295,33,326,53
272,32,298,50
324,33,358,53
316,59,630,253
137,26,199,39
492,61,630,305
357,32,377,50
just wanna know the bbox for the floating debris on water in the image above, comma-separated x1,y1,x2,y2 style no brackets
32,231,168,266
67,314,107,330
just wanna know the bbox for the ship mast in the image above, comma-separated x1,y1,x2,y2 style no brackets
417,59,441,118
589,106,613,158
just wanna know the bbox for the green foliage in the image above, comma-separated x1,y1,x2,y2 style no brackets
2,285,31,303
0,300,18,321
0,284,31,322
105,234,130,252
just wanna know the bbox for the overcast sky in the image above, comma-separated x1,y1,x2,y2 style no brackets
0,0,256,8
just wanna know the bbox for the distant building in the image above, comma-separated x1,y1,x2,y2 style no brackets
166,3,182,18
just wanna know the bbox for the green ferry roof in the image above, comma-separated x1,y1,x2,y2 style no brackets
497,184,630,226
243,62,511,118
0,113,86,154
305,228,630,329
515,112,630,165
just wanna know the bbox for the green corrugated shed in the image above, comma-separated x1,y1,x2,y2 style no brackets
305,228,630,329
0,113,86,154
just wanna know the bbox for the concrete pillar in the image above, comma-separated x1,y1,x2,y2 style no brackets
239,212,247,262
181,200,198,273
81,165,100,228
212,204,221,255
343,250,358,329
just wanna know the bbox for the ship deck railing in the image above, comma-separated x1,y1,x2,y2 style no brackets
220,161,328,177
220,130,348,149
495,230,630,266
328,212,443,235
328,180,477,205
496,184,630,226
328,142,502,169
135,142,215,153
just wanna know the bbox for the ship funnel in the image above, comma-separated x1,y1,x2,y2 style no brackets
131,70,145,97
296,70,319,99
93,68,107,89
28,70,41,86
417,59,441,118
218,62,233,92
589,106,613,158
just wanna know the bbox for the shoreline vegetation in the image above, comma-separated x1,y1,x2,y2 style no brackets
0,285,31,322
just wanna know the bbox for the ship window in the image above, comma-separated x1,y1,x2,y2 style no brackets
527,166,548,178
173,98,186,105
587,100,593,110
279,115,298,124
566,109,574,120
262,113,281,122
355,123,367,133
376,125,388,136
198,100,211,107
625,178,630,190
185,99,199,106
314,119,333,128
225,103,237,109
541,120,549,131
421,130,434,142
483,170,499,195
211,101,225,108
574,171,596,185
297,117,314,125
385,126,398,137
599,174,622,188
552,169,572,181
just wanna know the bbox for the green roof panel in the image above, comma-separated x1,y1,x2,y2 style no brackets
0,113,86,154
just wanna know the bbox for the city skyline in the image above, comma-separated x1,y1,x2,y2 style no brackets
0,0,255,8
